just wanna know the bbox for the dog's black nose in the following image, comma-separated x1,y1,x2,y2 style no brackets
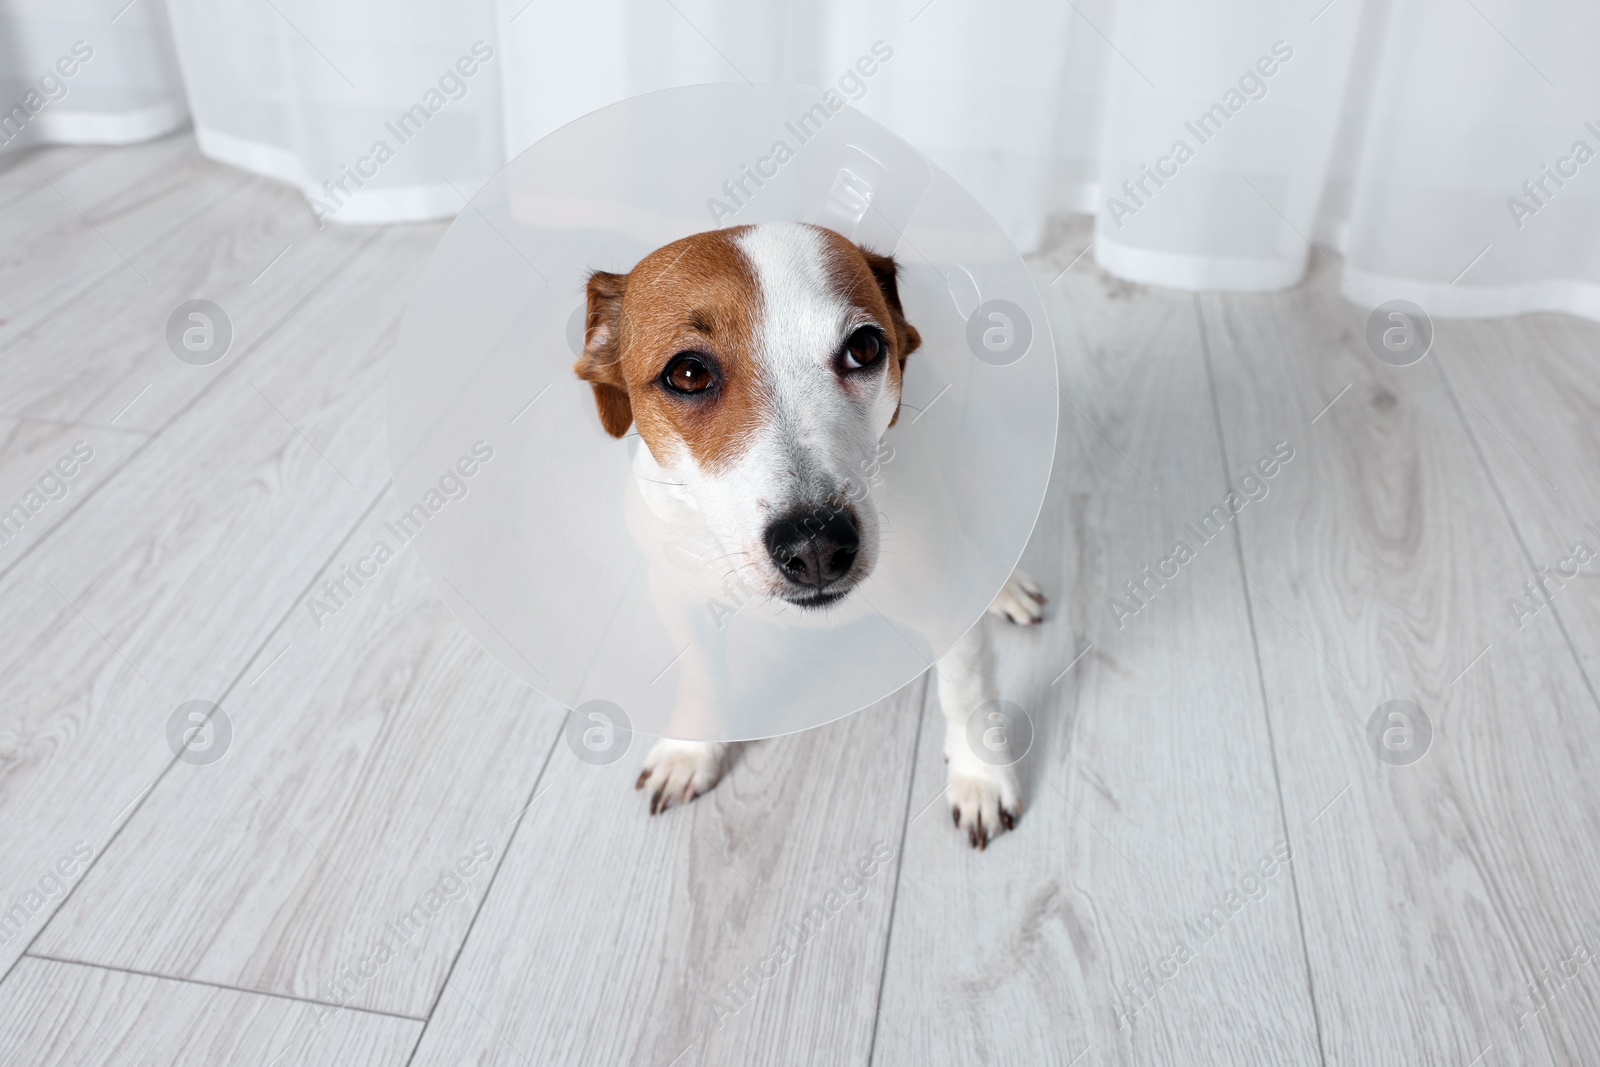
765,507,860,589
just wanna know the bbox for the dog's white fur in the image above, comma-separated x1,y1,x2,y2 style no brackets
601,222,1044,847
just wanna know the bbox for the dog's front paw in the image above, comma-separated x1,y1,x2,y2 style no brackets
946,757,1022,850
988,569,1046,625
636,739,727,815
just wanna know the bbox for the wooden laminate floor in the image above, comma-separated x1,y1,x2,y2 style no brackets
2,133,1598,1066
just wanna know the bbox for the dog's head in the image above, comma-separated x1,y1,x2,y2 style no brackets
574,222,921,608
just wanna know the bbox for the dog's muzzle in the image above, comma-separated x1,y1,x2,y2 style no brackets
763,505,862,606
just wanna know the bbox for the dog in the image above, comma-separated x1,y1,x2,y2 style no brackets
573,221,1044,848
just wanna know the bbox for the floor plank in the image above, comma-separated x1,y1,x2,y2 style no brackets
0,418,144,564
1429,313,1600,684
873,256,1320,1066
0,157,371,434
36,490,563,1018
0,956,419,1067
0,134,244,353
1200,264,1600,1065
0,143,99,207
4,135,1600,1065
408,685,925,1066
0,225,439,982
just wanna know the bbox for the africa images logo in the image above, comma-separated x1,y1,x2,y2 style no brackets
0,40,94,147
707,841,895,1030
0,441,94,550
706,41,894,225
308,41,496,223
303,441,494,628
1104,41,1294,229
1109,442,1294,628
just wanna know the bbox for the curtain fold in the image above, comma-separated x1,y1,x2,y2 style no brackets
3,0,1596,321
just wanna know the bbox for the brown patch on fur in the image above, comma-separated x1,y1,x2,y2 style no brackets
575,269,633,436
573,228,765,471
814,227,921,426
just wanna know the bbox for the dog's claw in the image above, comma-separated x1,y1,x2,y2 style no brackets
635,770,649,790
1000,807,1015,831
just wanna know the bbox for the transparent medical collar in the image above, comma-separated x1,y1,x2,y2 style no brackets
388,84,1056,742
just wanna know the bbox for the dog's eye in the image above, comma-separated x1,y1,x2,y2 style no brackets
842,327,886,370
661,352,715,395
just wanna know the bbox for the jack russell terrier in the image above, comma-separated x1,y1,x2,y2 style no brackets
574,221,1045,848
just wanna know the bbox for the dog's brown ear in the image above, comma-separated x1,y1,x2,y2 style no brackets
858,248,921,362
573,270,632,437
858,249,921,426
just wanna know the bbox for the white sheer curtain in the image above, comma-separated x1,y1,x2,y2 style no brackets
3,0,1597,320
0,0,184,144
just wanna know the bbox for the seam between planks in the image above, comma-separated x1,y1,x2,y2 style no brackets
0,415,149,435
863,674,930,1067
0,480,393,995
1192,293,1330,1067
0,226,386,591
400,708,567,1067
1431,353,1600,717
0,172,392,997
21,951,428,1023
0,166,254,367
0,144,102,215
